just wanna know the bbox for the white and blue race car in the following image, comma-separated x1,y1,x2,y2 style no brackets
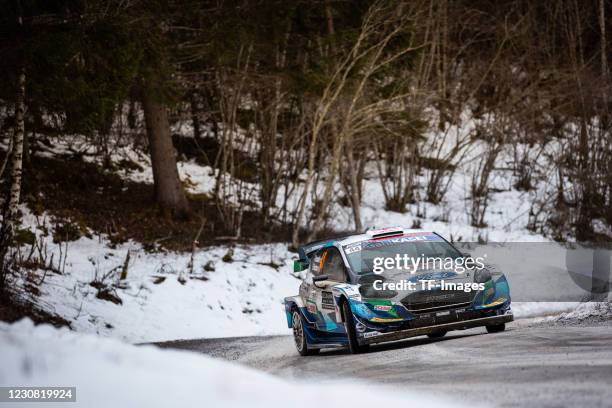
284,227,513,355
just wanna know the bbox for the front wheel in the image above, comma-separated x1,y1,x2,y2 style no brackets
486,323,506,333
341,300,370,354
292,310,318,356
427,331,447,339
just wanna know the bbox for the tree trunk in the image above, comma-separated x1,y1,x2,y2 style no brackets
0,67,26,293
22,129,30,166
599,0,608,84
292,142,314,249
259,97,276,225
344,138,363,232
599,0,609,121
307,125,345,242
190,91,201,140
142,80,190,219
5,69,26,227
324,0,335,37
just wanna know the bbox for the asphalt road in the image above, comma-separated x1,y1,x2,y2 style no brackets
156,319,612,408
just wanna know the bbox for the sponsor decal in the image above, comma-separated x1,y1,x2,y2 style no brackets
344,234,441,254
345,245,362,254
366,300,400,317
370,317,404,322
482,297,507,308
406,271,457,283
306,299,317,314
333,284,362,301
334,284,359,296
419,292,457,302
362,331,383,338
321,291,335,310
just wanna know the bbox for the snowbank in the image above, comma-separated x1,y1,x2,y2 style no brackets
0,320,464,408
17,209,301,343
512,302,581,318
554,301,612,321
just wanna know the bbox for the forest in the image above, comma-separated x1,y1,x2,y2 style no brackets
0,0,611,300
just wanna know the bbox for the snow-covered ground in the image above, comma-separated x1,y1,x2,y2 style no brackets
0,319,464,408
15,209,300,343
552,301,612,321
512,302,581,318
333,169,544,242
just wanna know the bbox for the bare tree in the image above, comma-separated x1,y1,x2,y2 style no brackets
293,0,425,245
0,14,26,293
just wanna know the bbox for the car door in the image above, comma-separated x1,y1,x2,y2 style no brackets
312,247,348,331
299,250,321,323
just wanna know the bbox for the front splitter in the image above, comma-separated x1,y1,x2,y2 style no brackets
361,313,514,345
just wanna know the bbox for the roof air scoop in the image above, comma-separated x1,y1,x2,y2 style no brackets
366,227,405,239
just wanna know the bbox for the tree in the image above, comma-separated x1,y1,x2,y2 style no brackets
0,1,26,294
137,1,191,219
295,0,423,244
142,77,190,219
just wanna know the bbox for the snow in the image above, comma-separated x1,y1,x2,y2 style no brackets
512,301,612,324
16,209,301,343
346,168,544,243
553,301,612,321
512,302,581,318
0,319,464,408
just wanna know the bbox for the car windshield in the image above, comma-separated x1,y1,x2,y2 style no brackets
343,233,462,275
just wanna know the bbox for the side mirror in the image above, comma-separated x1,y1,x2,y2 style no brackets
312,275,329,288
293,259,309,272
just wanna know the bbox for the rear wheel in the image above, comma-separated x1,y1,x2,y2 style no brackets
427,331,447,339
292,310,318,356
341,300,370,354
486,323,506,333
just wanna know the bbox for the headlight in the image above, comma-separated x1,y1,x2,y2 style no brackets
358,274,398,299
359,284,397,299
474,268,492,283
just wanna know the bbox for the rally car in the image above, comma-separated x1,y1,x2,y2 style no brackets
284,227,513,355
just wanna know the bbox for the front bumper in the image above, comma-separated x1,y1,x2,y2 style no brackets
360,312,513,345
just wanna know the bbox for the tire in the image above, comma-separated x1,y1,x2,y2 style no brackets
486,323,506,333
341,300,370,354
292,309,318,356
427,331,447,339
